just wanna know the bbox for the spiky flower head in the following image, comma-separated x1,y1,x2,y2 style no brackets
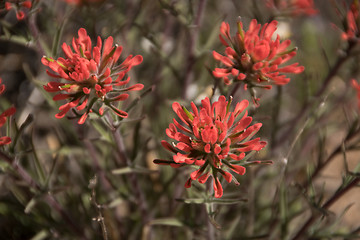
154,95,268,198
42,28,143,124
213,19,304,103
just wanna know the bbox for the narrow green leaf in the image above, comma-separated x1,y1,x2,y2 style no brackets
31,128,46,185
182,106,194,121
9,185,27,206
149,218,184,227
30,230,48,240
176,198,205,204
108,198,125,208
112,166,157,175
24,197,38,214
226,96,233,114
209,198,248,205
44,154,59,189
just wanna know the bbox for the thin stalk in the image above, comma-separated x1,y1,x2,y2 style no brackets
89,176,109,240
246,168,255,236
206,180,215,240
270,86,282,149
107,116,150,225
182,0,208,99
84,140,114,192
31,128,46,184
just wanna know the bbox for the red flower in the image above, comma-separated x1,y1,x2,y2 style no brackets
42,28,144,124
213,19,304,98
341,2,360,41
266,0,318,17
0,78,16,146
4,0,32,21
154,95,267,198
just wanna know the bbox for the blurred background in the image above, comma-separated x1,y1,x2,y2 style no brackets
0,0,359,239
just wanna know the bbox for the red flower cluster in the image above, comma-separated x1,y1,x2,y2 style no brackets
154,95,267,198
213,19,304,94
266,0,318,17
342,2,360,41
4,0,32,21
0,78,16,146
42,28,143,124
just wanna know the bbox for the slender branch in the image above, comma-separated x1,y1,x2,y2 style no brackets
291,177,360,240
302,127,360,189
322,178,360,210
28,11,45,56
89,175,109,240
229,82,241,98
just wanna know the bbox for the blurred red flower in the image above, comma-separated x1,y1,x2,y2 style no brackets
42,28,143,124
62,0,104,6
0,78,16,146
342,2,360,41
213,19,304,99
154,95,267,198
4,0,32,21
266,0,318,17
